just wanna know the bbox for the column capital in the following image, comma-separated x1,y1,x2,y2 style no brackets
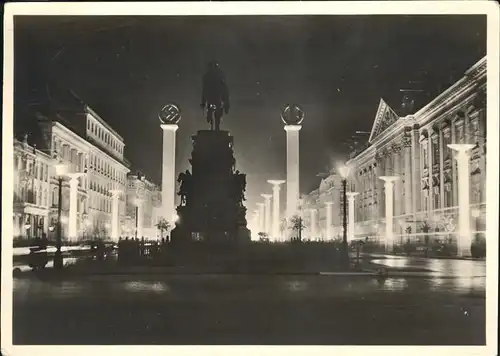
391,143,402,153
448,144,475,155
284,125,302,132
401,134,412,148
67,172,85,181
261,194,272,200
379,176,400,184
160,124,179,132
268,179,286,187
324,201,334,206
346,192,359,199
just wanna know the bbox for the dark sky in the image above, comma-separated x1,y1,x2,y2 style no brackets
14,15,486,212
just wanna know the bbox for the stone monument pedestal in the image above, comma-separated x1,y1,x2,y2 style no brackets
171,130,250,245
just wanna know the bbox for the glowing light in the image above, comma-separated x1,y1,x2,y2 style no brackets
54,163,69,177
337,163,350,179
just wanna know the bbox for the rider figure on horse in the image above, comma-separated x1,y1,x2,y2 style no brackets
200,61,230,131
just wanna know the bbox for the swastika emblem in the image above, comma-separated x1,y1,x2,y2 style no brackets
280,104,304,125
159,103,182,124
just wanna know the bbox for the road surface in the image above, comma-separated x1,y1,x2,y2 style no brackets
13,270,485,345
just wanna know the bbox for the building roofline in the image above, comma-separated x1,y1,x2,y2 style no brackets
85,105,124,141
347,55,486,164
52,121,130,171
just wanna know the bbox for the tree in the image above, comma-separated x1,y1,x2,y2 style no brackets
290,215,306,241
258,232,269,242
156,218,171,240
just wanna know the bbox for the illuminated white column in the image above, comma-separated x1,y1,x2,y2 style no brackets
160,124,179,224
346,192,359,241
261,194,272,236
309,208,317,240
380,176,399,252
137,199,144,238
109,189,121,241
268,180,285,240
284,125,302,221
257,203,265,234
448,144,475,257
67,173,84,241
325,201,334,240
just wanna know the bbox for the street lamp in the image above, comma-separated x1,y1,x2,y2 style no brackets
338,163,351,269
133,197,143,239
53,162,69,269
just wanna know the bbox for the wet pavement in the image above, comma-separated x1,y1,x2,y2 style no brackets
13,265,485,345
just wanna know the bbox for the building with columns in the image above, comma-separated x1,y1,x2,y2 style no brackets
13,136,53,239
300,172,344,240
13,85,130,240
125,173,162,239
345,56,486,244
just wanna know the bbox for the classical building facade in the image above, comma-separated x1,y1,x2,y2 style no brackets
300,172,344,240
125,173,162,239
13,136,53,239
14,88,130,240
344,56,486,243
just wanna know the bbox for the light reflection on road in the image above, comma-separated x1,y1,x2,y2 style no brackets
370,254,486,293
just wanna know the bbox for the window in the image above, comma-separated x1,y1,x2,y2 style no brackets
444,186,453,208
422,144,428,169
52,188,58,207
432,139,439,164
457,125,465,144
43,189,48,206
433,193,440,211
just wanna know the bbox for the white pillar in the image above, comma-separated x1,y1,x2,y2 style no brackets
346,192,359,242
268,180,285,241
380,176,399,252
160,124,179,225
67,173,84,241
309,208,317,240
325,201,334,240
284,125,302,221
257,203,265,234
109,189,121,241
136,199,144,238
448,144,475,257
261,194,272,236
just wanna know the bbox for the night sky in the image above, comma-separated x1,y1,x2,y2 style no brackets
14,15,486,211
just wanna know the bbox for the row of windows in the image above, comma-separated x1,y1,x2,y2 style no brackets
87,119,124,155
15,156,50,183
88,153,126,185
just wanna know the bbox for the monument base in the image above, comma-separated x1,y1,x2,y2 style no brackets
172,129,250,245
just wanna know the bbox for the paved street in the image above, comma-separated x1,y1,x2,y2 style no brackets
13,269,485,345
